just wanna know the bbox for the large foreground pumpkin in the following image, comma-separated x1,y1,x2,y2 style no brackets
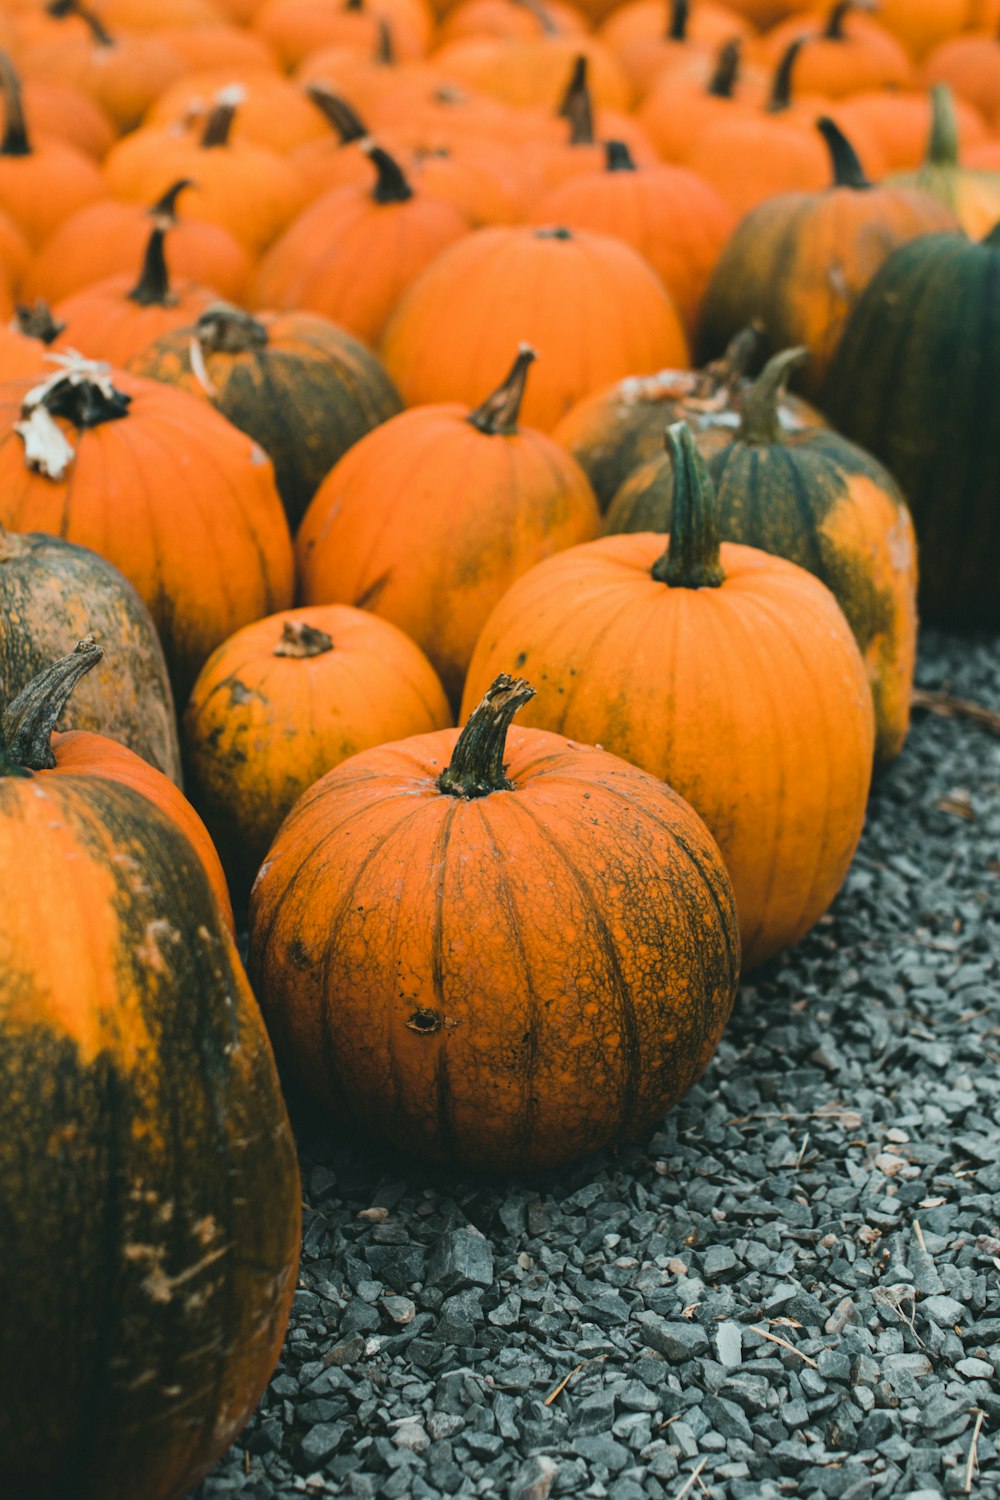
250,674,740,1171
463,425,875,969
0,653,300,1500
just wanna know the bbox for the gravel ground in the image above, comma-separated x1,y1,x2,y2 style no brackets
194,627,1000,1500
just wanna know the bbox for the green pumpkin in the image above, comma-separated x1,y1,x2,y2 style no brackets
605,348,918,765
823,222,1000,629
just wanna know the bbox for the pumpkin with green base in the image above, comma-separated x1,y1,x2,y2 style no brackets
605,348,918,765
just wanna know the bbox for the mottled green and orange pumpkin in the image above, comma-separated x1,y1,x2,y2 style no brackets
0,644,298,1500
463,424,875,969
249,672,741,1171
604,349,918,765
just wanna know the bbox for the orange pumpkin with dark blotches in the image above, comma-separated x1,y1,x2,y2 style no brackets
0,644,299,1500
183,605,452,892
462,424,875,969
249,673,741,1171
298,347,601,703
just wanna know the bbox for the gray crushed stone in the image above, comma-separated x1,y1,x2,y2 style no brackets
192,628,1000,1500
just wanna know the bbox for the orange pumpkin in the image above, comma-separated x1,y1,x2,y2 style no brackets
253,0,431,66
599,0,754,100
922,25,1000,130
145,70,332,156
829,87,988,172
249,673,740,1171
297,346,601,703
381,224,690,432
889,84,1000,239
638,39,762,164
753,1,914,98
429,32,633,112
0,52,103,248
183,605,452,890
20,77,115,161
0,361,294,700
462,423,875,969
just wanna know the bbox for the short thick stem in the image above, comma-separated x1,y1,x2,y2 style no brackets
707,40,741,99
558,56,594,145
738,347,808,445
438,675,535,799
467,346,536,435
362,142,414,203
273,622,334,658
306,85,369,143
825,0,872,39
195,303,268,354
200,88,243,149
149,178,195,222
817,117,871,189
1,638,103,772
0,52,31,156
15,302,65,345
127,225,174,307
604,139,636,173
926,83,959,169
668,0,689,42
651,423,725,589
767,39,804,113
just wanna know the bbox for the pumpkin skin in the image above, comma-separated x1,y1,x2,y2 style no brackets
130,304,404,534
0,523,182,784
697,119,958,397
0,52,104,248
0,699,299,1498
249,674,740,1172
888,85,1000,240
462,428,875,969
381,224,690,433
183,605,452,893
604,350,918,766
0,365,294,701
752,2,915,98
824,225,1000,629
297,347,602,704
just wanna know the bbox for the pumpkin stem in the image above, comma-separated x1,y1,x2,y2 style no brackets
0,52,31,157
273,621,334,658
127,224,175,308
738,347,809,445
438,674,536,799
767,39,803,113
825,0,873,39
15,359,131,480
195,302,269,354
467,345,537,435
14,301,65,345
926,83,959,169
306,85,369,143
707,39,741,99
651,424,725,589
668,0,689,42
1,638,103,773
375,18,396,64
604,139,636,172
695,322,764,399
817,117,871,189
47,0,114,45
361,141,414,203
149,178,195,222
558,56,594,146
200,86,244,149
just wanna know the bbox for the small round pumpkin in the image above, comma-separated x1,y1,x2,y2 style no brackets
0,647,299,1500
752,1,914,98
183,605,452,892
249,672,741,1171
462,424,875,969
130,303,404,533
0,50,104,248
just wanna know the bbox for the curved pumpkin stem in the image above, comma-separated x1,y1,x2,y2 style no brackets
926,84,959,169
738,347,808,445
825,0,874,40
200,86,244,149
16,359,132,482
273,621,334,658
605,139,636,173
668,0,689,42
195,302,269,354
707,39,741,99
149,178,195,222
767,39,804,113
1,638,103,772
306,84,369,143
0,52,31,157
47,0,114,46
652,424,725,589
128,224,175,308
439,675,536,799
362,141,414,203
817,117,871,189
375,18,396,64
14,301,65,344
558,56,594,146
468,345,536,435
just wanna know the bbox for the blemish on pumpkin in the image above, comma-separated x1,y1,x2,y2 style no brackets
406,1008,443,1035
229,680,262,706
136,918,178,974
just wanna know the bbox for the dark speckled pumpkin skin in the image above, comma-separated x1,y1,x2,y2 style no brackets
0,528,182,784
0,772,300,1500
249,725,740,1173
604,427,918,766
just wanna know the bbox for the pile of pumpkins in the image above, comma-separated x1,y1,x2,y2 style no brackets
1,0,998,1493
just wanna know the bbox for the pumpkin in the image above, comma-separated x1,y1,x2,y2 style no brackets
437,0,586,46
253,0,431,66
551,325,824,511
599,0,754,100
52,221,221,369
638,39,762,164
428,33,632,113
522,56,661,200
22,182,253,308
297,346,601,703
19,76,115,161
875,0,970,60
251,143,469,348
829,86,988,173
0,51,103,248
0,520,182,784
183,605,452,893
462,424,875,968
2,640,232,930
888,84,1000,240
605,349,917,765
249,672,740,1171
824,223,1000,629
528,140,734,338
381,224,690,433
0,360,294,700
146,69,332,157
697,118,958,396
752,1,914,98
0,649,299,1500
922,22,1000,131
129,303,403,534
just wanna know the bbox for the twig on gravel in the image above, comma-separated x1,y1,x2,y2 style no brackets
542,1353,606,1406
912,687,1000,735
914,1220,927,1253
674,1456,707,1500
965,1409,985,1492
747,1325,819,1367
